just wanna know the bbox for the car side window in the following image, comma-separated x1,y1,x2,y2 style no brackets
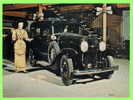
30,23,39,38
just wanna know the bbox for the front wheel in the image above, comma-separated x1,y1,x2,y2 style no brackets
98,56,114,79
60,55,74,86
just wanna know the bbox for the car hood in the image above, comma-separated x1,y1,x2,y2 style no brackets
55,32,88,41
55,32,99,50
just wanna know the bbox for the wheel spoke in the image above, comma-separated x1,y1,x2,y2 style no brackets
60,55,74,86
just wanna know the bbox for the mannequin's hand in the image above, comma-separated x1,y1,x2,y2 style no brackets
30,38,33,41
27,38,33,42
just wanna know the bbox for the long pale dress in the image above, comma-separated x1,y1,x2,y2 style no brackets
12,29,29,72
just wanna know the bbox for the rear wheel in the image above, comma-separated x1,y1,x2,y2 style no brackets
29,49,37,66
60,55,74,86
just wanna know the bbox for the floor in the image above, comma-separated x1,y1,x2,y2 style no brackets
3,58,129,97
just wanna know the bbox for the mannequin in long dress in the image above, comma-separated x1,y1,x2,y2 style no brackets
12,22,32,72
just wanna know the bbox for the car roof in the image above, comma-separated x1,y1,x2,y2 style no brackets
31,18,80,26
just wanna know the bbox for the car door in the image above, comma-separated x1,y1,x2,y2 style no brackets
38,21,52,60
3,29,13,60
30,22,45,59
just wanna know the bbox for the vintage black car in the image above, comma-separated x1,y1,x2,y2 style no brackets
3,28,14,60
29,18,118,86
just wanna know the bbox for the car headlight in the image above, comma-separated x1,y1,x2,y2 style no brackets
99,41,106,52
80,40,88,53
51,35,57,40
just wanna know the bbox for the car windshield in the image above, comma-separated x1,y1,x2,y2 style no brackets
53,21,79,33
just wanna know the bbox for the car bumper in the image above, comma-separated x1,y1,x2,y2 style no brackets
73,65,119,76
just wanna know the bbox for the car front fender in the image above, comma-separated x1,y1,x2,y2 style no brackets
51,48,79,66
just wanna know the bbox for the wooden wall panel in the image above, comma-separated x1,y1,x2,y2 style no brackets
4,11,27,18
91,14,122,48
